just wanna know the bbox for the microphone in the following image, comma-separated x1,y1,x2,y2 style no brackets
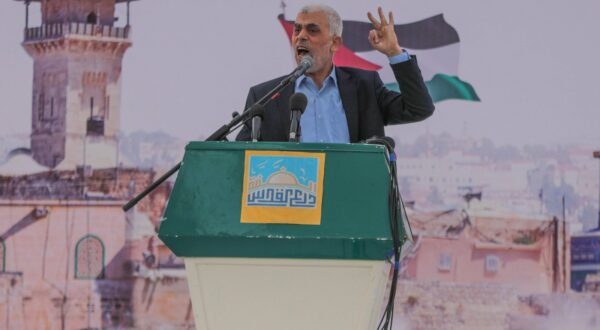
250,104,265,142
289,93,308,142
251,116,261,142
282,56,314,85
294,56,314,78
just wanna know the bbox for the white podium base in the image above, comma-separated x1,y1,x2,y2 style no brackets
184,257,390,330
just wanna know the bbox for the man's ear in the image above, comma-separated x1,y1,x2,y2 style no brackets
331,36,342,53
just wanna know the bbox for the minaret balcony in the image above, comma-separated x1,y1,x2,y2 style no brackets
24,23,130,42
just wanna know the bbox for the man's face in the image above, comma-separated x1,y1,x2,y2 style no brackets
292,11,341,74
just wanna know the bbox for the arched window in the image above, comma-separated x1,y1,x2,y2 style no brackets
75,235,105,279
0,240,5,272
87,12,98,24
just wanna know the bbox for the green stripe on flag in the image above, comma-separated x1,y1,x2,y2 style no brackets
385,74,480,103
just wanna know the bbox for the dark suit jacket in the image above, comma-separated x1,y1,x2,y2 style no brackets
235,56,434,142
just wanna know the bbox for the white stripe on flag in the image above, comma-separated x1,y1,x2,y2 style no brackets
356,43,460,82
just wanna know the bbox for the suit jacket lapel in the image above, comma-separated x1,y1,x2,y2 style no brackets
336,67,359,142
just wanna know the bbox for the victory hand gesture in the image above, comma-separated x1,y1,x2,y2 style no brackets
367,7,403,57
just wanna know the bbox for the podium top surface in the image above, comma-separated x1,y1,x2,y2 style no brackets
159,141,404,260
185,141,387,153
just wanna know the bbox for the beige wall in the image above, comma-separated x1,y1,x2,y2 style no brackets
405,214,570,294
0,200,128,329
407,236,551,293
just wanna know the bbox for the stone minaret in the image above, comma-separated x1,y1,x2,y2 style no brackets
20,0,135,169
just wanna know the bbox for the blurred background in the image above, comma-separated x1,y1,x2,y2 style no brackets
0,0,599,329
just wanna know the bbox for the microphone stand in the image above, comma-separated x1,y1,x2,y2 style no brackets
251,116,261,142
122,70,300,211
289,110,302,142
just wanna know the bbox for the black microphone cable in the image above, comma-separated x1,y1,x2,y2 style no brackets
372,138,402,330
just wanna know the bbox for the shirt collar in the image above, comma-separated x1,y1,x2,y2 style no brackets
295,65,338,90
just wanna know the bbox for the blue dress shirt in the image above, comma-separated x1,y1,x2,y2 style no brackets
295,51,410,143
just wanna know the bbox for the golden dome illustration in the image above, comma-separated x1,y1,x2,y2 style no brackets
265,167,299,186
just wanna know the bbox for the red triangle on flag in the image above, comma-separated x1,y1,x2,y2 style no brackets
333,46,381,71
278,16,381,72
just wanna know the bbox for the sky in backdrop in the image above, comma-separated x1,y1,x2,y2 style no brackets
0,0,599,147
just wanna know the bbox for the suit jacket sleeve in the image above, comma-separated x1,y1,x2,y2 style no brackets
235,88,258,141
376,55,434,125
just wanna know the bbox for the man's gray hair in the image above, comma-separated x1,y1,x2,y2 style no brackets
299,4,343,37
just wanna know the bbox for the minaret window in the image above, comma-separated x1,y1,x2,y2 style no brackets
0,240,5,272
38,93,44,121
90,97,94,116
50,97,54,118
87,96,105,135
105,96,110,119
87,12,98,24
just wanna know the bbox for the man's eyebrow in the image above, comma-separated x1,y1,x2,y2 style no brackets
294,23,321,29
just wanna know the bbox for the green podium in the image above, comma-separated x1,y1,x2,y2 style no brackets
159,142,409,330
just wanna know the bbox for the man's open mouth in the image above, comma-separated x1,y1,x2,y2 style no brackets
296,46,310,57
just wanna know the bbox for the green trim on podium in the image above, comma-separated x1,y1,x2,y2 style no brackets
159,142,406,260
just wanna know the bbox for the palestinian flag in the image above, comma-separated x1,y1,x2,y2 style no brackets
278,14,480,103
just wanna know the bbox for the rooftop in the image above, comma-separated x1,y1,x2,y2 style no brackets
0,149,48,176
0,167,154,200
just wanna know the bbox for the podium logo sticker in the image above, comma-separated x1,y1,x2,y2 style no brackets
241,150,325,225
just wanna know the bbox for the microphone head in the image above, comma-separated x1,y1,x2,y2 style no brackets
300,55,314,71
249,103,265,118
289,92,308,114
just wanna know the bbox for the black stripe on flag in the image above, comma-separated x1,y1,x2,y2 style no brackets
281,14,459,51
343,14,459,51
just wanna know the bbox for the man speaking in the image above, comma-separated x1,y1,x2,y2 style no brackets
236,4,434,143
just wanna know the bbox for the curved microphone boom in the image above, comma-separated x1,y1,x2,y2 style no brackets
122,57,311,211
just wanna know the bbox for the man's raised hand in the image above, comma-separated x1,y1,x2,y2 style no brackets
367,7,403,57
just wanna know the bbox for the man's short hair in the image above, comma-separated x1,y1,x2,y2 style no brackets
298,4,343,37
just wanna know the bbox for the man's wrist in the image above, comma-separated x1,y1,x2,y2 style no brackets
388,49,410,64
385,46,404,57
